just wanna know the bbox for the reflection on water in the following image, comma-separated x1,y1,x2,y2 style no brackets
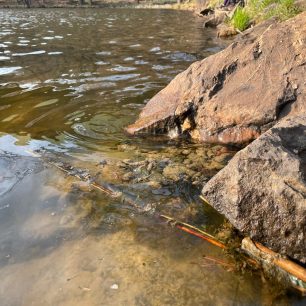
0,8,226,152
0,8,303,306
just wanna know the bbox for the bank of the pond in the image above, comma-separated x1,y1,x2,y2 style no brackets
198,0,306,38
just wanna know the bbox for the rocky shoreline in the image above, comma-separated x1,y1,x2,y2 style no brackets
127,12,306,267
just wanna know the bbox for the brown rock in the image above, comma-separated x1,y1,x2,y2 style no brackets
217,24,237,37
202,115,306,264
295,0,306,10
126,13,306,146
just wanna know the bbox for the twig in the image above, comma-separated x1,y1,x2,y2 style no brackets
160,215,226,249
26,149,117,198
160,214,216,239
203,255,235,268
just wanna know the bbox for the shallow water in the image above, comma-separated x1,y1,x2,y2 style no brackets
0,8,304,306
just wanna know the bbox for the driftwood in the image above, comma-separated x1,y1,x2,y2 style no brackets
200,195,306,293
242,237,306,295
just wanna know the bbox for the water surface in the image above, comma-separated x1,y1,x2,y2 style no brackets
0,8,303,306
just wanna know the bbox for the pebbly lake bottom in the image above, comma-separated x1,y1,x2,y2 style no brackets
0,7,305,306
0,143,305,306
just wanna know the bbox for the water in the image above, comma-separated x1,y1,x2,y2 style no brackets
0,8,303,306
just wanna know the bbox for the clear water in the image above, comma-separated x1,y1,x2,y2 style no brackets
0,8,304,306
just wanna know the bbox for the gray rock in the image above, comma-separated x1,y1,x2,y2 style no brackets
202,116,306,264
151,188,172,196
122,172,134,182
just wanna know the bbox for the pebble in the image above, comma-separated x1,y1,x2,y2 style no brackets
122,172,134,182
110,284,119,290
147,162,154,172
181,149,190,156
99,159,107,166
152,188,172,196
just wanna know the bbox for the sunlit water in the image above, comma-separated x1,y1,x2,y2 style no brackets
0,8,304,306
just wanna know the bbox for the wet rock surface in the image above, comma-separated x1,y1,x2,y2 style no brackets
126,13,306,145
202,116,306,264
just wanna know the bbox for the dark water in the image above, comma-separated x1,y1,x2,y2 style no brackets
0,8,304,306
0,8,226,153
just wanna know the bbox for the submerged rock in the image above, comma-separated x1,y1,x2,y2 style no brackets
126,13,306,145
202,116,306,264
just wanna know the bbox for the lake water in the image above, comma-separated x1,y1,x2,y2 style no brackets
0,8,303,306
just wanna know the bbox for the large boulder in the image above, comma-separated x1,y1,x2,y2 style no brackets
126,13,306,146
202,116,306,264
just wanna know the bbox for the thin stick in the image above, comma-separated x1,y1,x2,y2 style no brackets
26,149,118,198
199,195,210,205
176,224,227,249
203,255,235,267
160,214,216,239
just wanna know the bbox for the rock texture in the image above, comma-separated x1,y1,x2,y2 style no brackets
217,24,237,38
202,10,228,28
202,116,306,264
126,13,306,145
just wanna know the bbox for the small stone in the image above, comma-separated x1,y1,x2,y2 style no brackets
147,162,154,172
181,149,190,156
117,144,137,152
99,160,107,166
122,172,134,182
181,118,192,132
110,284,119,290
152,188,172,196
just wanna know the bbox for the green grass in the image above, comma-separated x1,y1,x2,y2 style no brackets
229,0,301,31
231,6,250,31
262,0,301,21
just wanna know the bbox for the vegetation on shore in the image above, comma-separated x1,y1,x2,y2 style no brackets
208,0,301,31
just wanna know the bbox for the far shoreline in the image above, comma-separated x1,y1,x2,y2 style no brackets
0,3,197,10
